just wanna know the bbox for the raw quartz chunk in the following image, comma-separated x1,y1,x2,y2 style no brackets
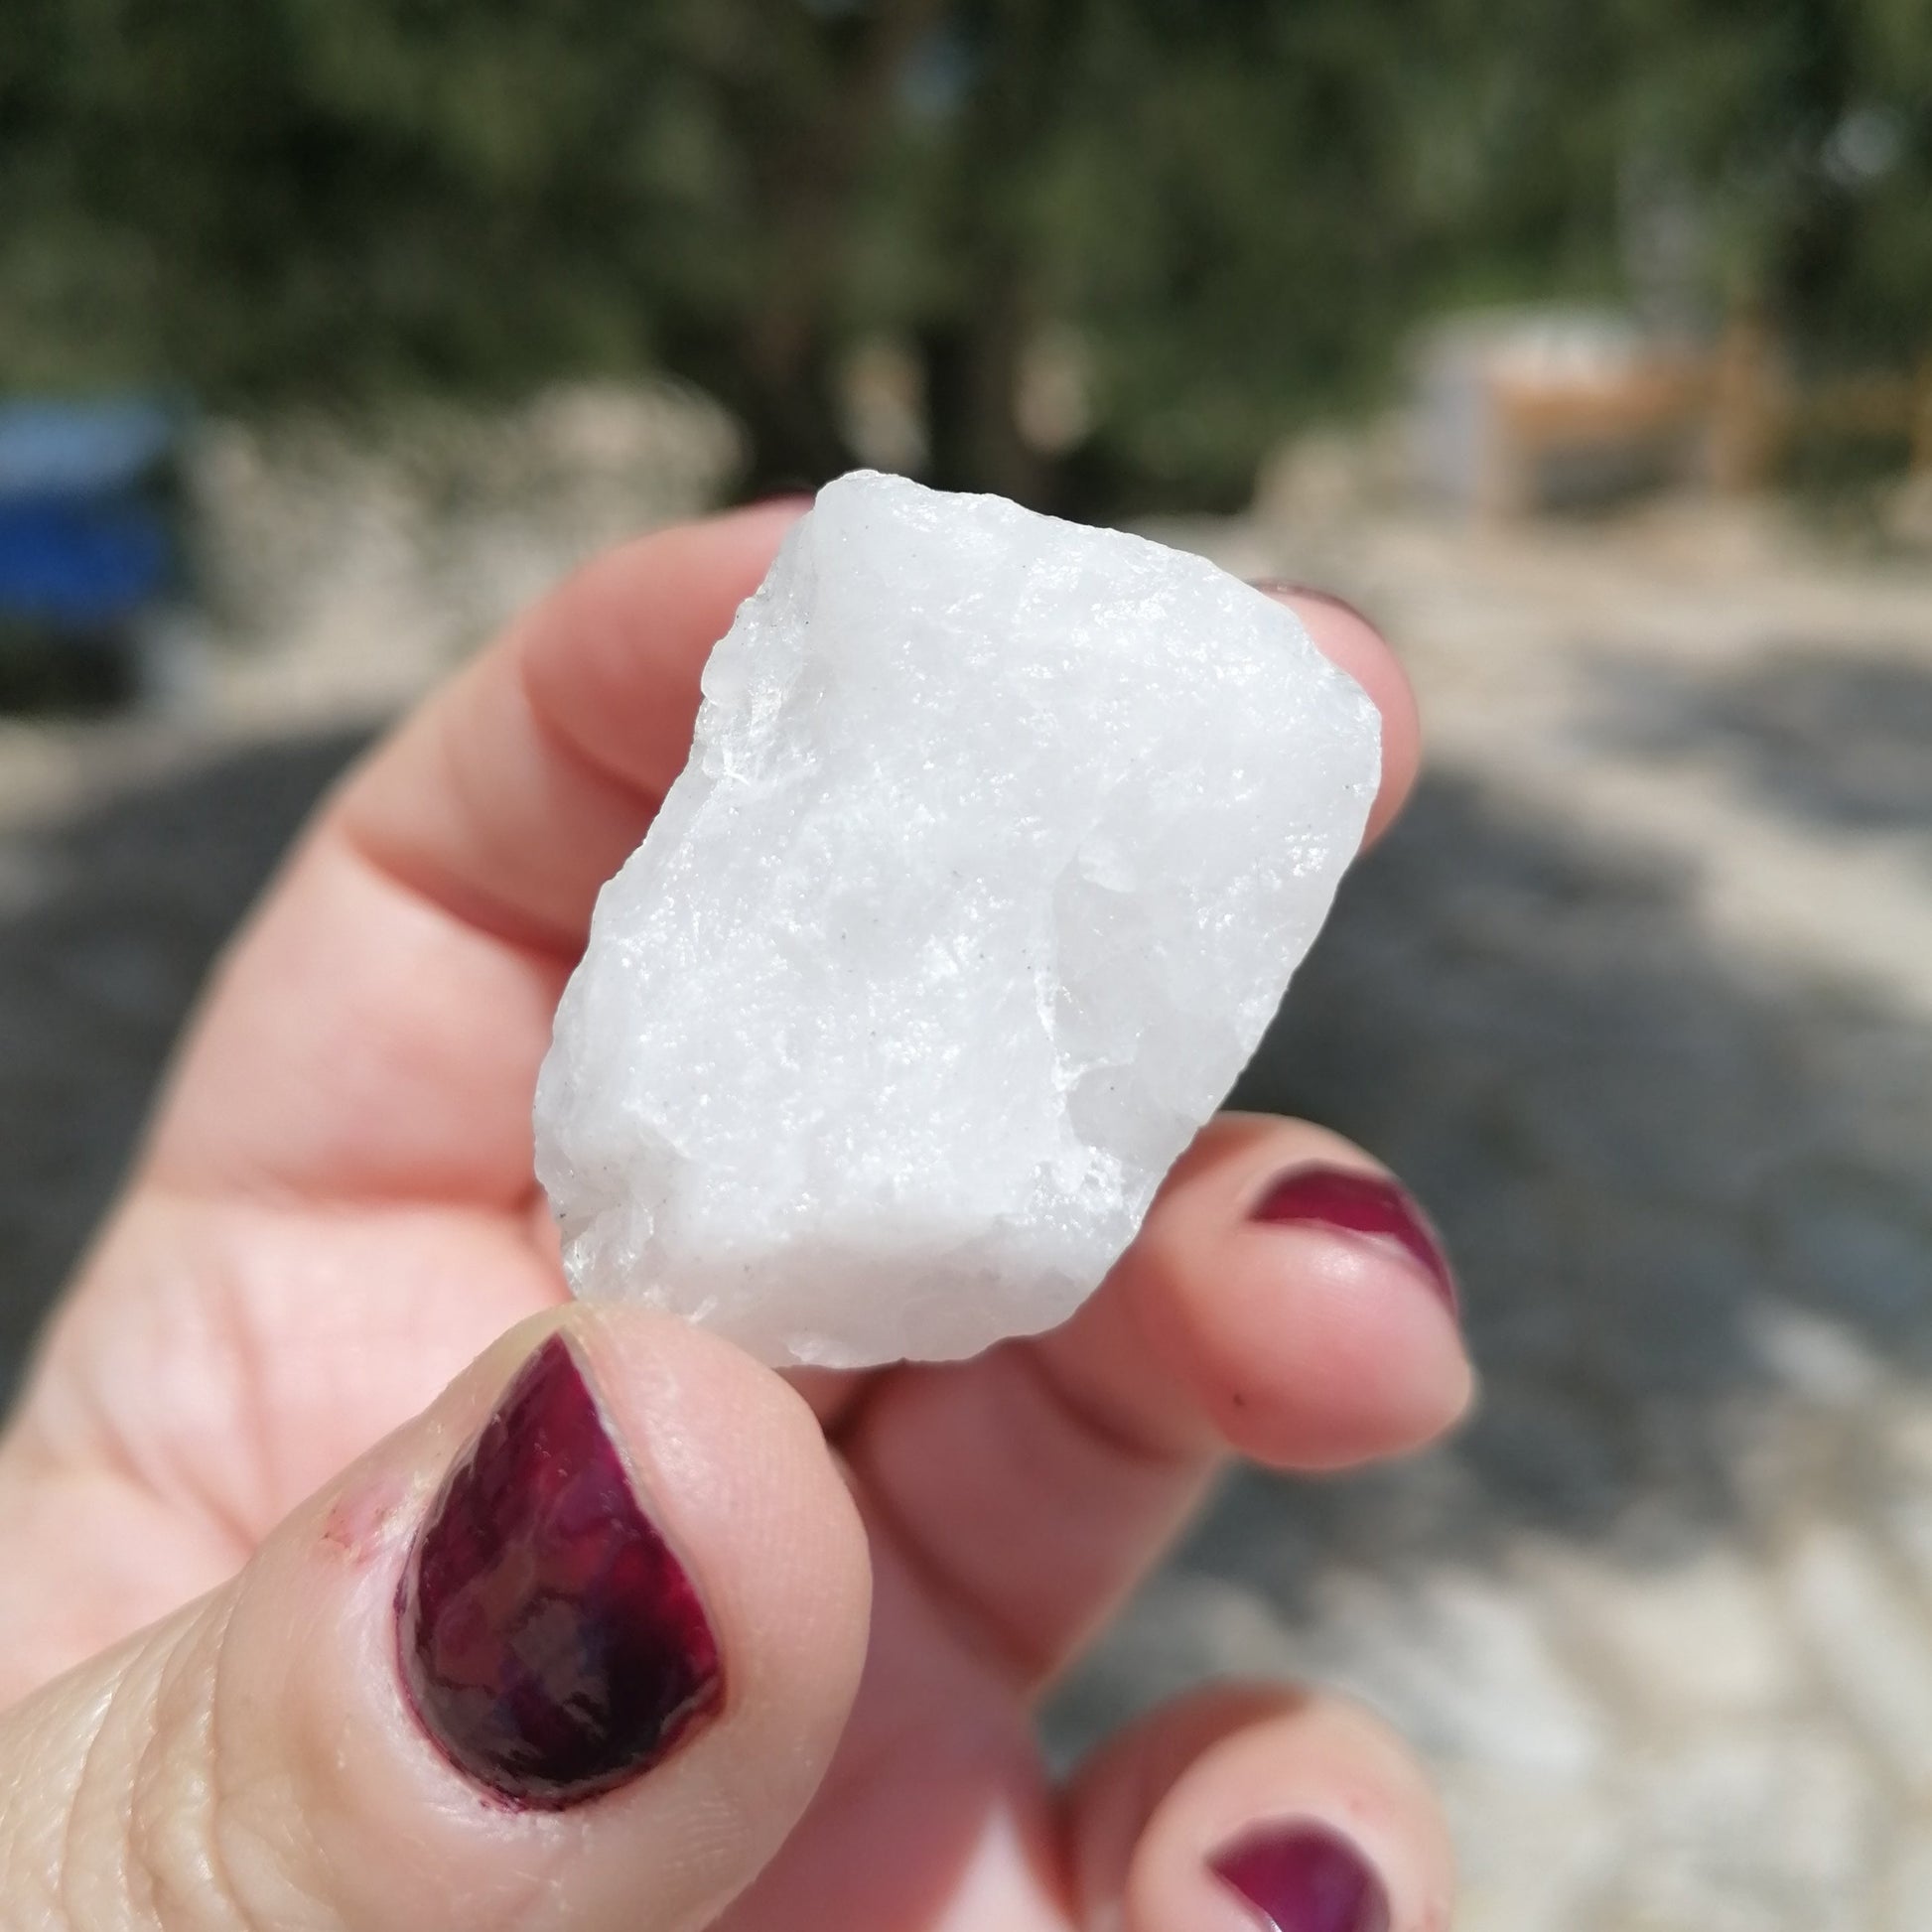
533,471,1380,1367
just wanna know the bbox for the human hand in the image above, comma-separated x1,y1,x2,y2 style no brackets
0,505,1470,1932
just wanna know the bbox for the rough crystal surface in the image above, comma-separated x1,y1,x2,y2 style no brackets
533,471,1380,1367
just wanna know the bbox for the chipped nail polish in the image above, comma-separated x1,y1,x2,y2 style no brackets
398,1334,722,1808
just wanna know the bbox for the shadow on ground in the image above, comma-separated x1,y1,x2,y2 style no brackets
1590,643,1932,850
0,726,371,1390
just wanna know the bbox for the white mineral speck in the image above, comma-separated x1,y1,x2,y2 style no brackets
533,470,1379,1366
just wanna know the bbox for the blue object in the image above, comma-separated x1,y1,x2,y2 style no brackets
0,399,181,634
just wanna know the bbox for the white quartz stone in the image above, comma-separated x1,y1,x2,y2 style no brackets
533,471,1379,1367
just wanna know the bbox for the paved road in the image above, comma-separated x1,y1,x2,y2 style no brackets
1,477,1928,1928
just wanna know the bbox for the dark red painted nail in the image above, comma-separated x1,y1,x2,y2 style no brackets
1249,1164,1457,1316
1210,1821,1392,1932
1250,580,1382,635
398,1334,723,1809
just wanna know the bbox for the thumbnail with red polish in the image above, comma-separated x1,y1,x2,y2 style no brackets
1210,1821,1392,1932
1249,1164,1457,1315
398,1333,722,1809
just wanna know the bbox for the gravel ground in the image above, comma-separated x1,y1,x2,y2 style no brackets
1,426,1928,1928
1054,501,1932,1931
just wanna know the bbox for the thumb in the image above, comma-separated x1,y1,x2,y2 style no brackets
0,1311,871,1932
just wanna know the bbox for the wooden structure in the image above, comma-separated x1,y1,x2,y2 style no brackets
1416,307,1931,518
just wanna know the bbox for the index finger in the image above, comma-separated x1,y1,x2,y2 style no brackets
144,503,801,1202
340,499,809,958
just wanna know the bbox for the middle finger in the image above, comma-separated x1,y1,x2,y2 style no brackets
841,1112,1474,1687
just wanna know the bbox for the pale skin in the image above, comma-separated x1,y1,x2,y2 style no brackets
0,503,1471,1931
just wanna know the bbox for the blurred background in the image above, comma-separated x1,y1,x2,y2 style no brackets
2,3,1930,1926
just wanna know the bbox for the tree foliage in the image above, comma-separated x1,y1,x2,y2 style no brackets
3,0,1927,506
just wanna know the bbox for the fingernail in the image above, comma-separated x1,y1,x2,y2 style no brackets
1250,580,1382,635
1249,1164,1457,1316
1210,1821,1392,1932
398,1333,723,1809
